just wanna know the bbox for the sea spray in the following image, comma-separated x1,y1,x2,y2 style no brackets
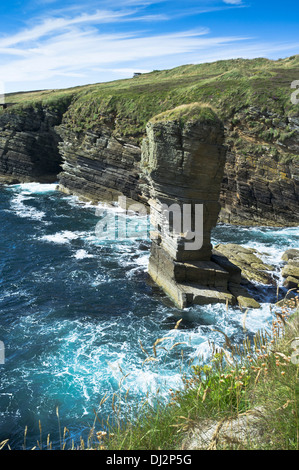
0,183,298,449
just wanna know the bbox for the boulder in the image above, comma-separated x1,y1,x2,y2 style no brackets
282,264,299,280
281,249,299,261
283,276,299,290
214,243,275,285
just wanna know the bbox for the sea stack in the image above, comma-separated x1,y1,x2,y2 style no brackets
140,103,260,309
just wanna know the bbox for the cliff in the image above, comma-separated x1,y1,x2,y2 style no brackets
1,55,298,227
57,122,141,204
220,108,299,226
0,97,71,184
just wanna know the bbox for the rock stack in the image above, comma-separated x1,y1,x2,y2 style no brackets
140,104,261,309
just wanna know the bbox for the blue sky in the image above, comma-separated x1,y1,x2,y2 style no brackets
0,0,298,93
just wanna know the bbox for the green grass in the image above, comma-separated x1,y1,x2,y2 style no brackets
98,300,299,451
149,103,220,127
2,55,298,161
2,55,299,134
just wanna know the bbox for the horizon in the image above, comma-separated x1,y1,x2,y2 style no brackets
5,54,297,97
0,0,298,94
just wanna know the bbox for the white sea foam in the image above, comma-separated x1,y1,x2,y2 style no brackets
73,249,94,260
7,183,57,221
39,230,80,244
10,193,46,221
15,182,58,194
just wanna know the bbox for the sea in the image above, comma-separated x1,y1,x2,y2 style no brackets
0,182,298,449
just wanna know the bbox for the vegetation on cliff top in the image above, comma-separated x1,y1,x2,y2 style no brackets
149,103,220,127
1,54,299,158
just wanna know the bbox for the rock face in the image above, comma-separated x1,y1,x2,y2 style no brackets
140,105,261,309
281,249,299,290
0,97,297,309
213,244,275,286
219,148,299,227
57,123,141,203
219,107,299,227
0,106,64,183
0,98,298,228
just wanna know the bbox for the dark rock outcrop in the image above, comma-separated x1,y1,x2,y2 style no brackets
219,107,299,227
0,106,64,183
219,148,299,227
281,248,299,290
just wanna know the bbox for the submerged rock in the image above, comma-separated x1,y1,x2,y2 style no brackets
281,248,299,261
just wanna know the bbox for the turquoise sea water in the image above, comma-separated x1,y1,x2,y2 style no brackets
0,182,298,449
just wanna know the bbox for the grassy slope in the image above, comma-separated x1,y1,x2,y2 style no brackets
100,304,299,451
2,55,298,168
3,55,299,138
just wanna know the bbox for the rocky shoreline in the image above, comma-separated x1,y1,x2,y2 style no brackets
0,58,298,309
0,102,298,309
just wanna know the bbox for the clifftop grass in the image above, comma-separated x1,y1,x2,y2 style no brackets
3,55,299,129
1,55,299,160
149,103,220,127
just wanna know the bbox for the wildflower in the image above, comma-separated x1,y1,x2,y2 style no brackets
235,381,244,387
96,431,107,441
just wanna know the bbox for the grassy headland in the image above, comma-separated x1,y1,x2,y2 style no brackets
2,55,299,157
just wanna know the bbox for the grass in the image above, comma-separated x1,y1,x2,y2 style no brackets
96,298,299,451
1,55,298,161
149,103,220,127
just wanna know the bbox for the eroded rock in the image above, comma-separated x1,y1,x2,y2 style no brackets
214,243,275,285
281,249,299,290
141,104,261,309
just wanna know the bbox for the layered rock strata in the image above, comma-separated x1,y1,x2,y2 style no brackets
57,124,141,204
219,108,299,227
219,148,299,227
140,105,261,309
0,101,298,228
0,106,64,183
213,243,276,286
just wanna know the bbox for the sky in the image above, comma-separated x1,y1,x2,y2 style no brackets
0,0,298,93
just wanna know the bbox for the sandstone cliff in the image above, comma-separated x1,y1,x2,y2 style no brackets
0,56,298,228
220,108,299,226
57,122,141,204
0,104,67,183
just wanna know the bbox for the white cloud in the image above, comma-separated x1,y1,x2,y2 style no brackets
0,6,253,91
0,10,137,48
0,22,251,89
0,4,297,93
223,0,243,4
